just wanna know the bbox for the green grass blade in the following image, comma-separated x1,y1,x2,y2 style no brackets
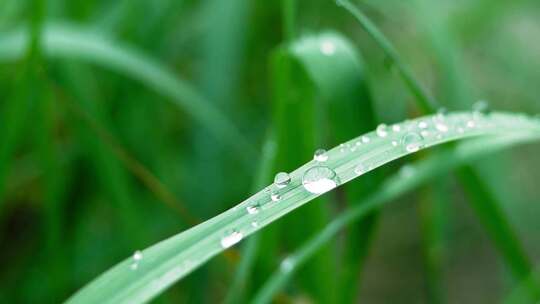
285,31,381,302
253,130,540,304
0,23,255,159
337,0,437,113
66,112,540,304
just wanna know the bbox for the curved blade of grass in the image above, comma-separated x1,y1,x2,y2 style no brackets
339,0,535,290
66,112,540,304
0,23,255,159
286,32,381,302
253,128,540,304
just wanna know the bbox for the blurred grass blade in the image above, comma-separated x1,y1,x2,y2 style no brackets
66,112,540,304
253,131,540,304
285,32,381,302
0,23,255,158
337,0,437,113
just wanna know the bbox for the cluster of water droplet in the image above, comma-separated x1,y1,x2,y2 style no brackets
220,104,500,250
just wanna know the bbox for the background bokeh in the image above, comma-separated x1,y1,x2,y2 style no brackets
0,0,539,303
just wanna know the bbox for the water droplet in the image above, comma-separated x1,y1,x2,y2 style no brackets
133,250,143,261
420,130,430,138
435,123,449,133
302,166,340,194
314,149,328,162
130,263,138,270
392,124,401,132
354,164,366,175
401,132,424,152
473,100,489,114
466,120,476,128
220,230,243,249
280,257,295,272
251,221,259,228
361,136,370,143
418,121,428,129
270,191,281,202
320,40,336,56
436,134,443,140
274,172,291,188
376,124,388,137
391,140,398,147
246,204,259,214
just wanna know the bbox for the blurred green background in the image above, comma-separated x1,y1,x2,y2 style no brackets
1,0,540,303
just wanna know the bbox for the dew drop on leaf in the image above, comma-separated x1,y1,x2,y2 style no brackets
376,124,388,137
274,172,291,188
246,204,259,215
314,149,328,162
401,132,424,152
302,166,340,194
133,250,143,261
220,230,243,249
270,191,281,202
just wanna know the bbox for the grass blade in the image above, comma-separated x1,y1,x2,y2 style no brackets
253,131,540,303
0,23,255,159
66,112,540,304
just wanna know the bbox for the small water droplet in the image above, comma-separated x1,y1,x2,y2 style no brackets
392,124,401,132
280,257,295,272
361,136,370,143
355,141,361,146
302,166,340,194
251,221,259,228
391,140,398,147
130,263,138,270
436,134,443,140
246,204,259,214
133,250,143,261
270,191,281,202
314,149,328,162
401,132,424,152
274,172,291,188
418,121,428,129
473,100,489,114
466,120,476,128
320,40,336,56
435,123,449,133
420,130,430,137
376,124,388,137
220,230,243,249
354,164,366,175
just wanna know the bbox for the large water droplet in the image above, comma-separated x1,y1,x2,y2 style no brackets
376,124,388,137
274,172,291,188
220,230,243,249
302,166,340,194
401,132,424,152
246,204,259,215
313,149,328,162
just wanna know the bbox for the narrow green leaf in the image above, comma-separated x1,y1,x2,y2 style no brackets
253,130,540,304
66,112,540,304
